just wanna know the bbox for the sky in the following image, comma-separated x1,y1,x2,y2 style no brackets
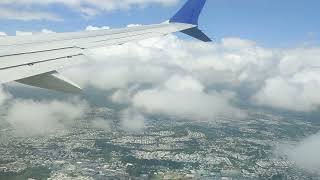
0,0,319,47
1,0,320,175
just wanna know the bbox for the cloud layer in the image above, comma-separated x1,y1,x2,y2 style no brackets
1,28,320,136
60,34,320,114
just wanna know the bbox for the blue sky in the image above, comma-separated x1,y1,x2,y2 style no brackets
0,0,319,47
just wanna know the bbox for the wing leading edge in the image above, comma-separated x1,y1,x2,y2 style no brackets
0,0,210,93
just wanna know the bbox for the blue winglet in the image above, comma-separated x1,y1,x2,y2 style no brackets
169,0,211,42
169,0,206,25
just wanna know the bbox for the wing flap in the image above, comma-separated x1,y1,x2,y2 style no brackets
16,72,82,93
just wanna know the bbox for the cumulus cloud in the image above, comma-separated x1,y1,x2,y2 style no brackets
5,99,89,136
133,75,245,121
60,33,320,116
3,27,320,134
253,73,320,112
62,36,250,121
63,44,170,90
252,48,320,112
281,132,320,174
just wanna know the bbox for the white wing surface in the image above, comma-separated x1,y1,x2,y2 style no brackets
0,0,210,93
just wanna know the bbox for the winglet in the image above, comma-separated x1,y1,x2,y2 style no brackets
169,0,206,25
169,0,211,42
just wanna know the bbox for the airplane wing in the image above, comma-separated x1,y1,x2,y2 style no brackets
0,0,211,93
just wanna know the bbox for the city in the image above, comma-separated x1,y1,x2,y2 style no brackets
0,107,319,179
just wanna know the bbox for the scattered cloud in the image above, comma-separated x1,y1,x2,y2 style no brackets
41,29,56,34
91,118,111,131
15,29,56,36
0,7,62,21
85,25,110,31
111,88,136,105
120,108,146,131
280,132,320,174
127,24,142,28
0,87,11,106
5,99,89,136
0,0,179,18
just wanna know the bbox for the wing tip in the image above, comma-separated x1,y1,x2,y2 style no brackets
169,0,207,25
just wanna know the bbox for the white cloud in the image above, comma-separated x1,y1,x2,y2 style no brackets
63,45,170,90
3,27,320,127
15,29,56,36
281,132,320,174
132,75,246,121
63,37,248,120
61,34,320,114
110,87,139,105
133,89,244,121
0,87,11,106
127,24,142,28
164,75,204,92
5,99,89,136
85,25,110,31
0,0,179,17
91,118,111,131
252,48,320,112
41,29,55,34
253,73,320,112
0,32,7,36
120,108,146,131
0,7,61,21
221,37,257,49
